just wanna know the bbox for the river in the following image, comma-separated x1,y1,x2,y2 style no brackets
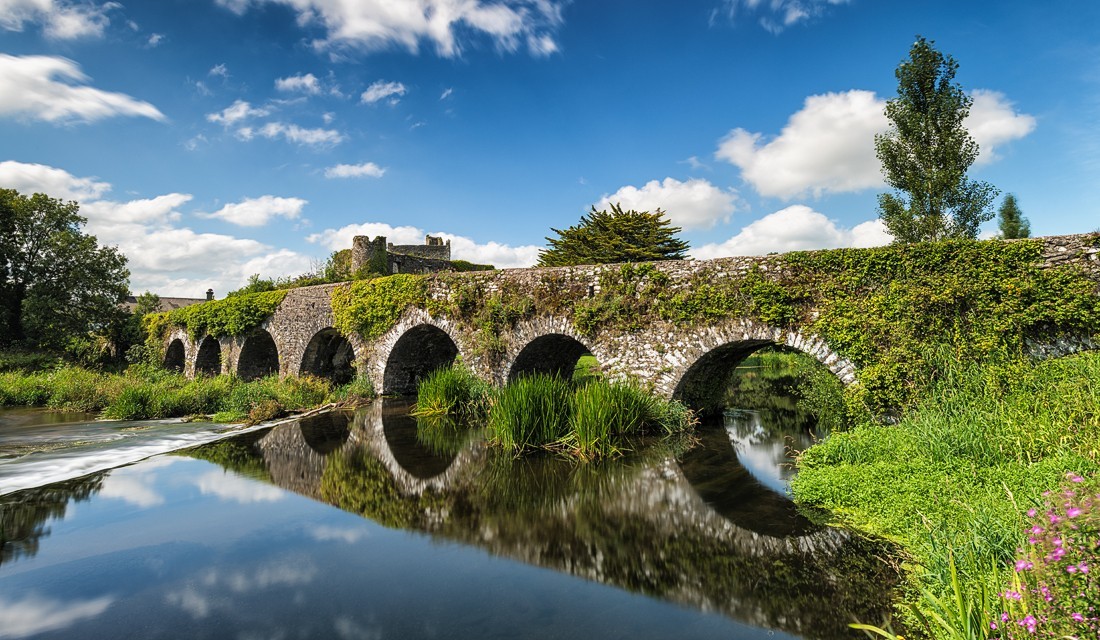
0,377,896,639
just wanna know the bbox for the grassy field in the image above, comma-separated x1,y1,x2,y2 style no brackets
792,351,1100,639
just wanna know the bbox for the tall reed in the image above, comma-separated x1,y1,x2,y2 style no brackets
413,365,490,419
487,373,573,452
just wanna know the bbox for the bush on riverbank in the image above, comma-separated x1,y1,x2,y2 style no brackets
0,364,374,423
414,366,695,459
791,350,1100,638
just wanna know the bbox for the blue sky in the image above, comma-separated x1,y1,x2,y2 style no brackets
1,0,1097,296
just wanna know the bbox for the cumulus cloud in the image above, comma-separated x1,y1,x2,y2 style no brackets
717,89,1036,199
275,72,321,95
0,0,115,39
692,205,891,259
214,0,565,57
0,159,110,200
201,195,307,227
0,54,165,124
0,160,318,297
360,80,406,104
206,99,269,126
967,89,1037,165
711,0,848,33
716,90,887,200
595,177,741,230
324,162,385,179
195,470,285,503
307,222,540,269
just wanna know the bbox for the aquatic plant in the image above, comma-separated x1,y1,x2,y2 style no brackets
487,373,573,452
412,365,490,419
566,379,693,459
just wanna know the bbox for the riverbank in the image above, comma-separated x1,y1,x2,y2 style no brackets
0,364,373,423
791,350,1100,638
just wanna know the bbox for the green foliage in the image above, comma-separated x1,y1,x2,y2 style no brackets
330,274,426,341
152,290,292,343
0,189,130,350
875,36,998,242
448,260,495,272
437,278,535,358
566,379,694,460
319,447,448,529
537,203,690,267
793,351,1100,638
997,194,1031,239
0,364,335,422
0,349,63,373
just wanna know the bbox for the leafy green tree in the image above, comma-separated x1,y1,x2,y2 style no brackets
537,203,690,267
875,36,998,242
0,189,129,349
997,194,1031,239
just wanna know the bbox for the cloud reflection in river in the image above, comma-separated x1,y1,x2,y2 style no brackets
0,593,114,639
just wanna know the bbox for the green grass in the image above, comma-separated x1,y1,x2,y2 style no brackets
0,364,372,423
567,379,694,459
487,373,574,452
791,350,1100,637
412,365,490,419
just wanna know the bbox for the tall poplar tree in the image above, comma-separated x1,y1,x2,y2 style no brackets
537,204,689,267
997,194,1031,239
875,36,998,243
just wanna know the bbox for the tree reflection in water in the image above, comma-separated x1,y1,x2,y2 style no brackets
1,473,106,566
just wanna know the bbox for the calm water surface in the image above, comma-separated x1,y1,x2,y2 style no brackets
0,389,895,639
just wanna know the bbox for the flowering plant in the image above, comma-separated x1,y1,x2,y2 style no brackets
994,474,1098,639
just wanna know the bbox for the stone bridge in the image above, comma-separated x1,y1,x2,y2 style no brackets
162,234,1100,410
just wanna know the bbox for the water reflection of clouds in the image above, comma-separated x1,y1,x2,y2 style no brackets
307,524,370,544
95,457,181,507
334,615,383,640
194,470,285,504
0,594,114,639
165,559,318,620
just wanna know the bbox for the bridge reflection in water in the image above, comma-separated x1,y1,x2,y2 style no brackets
221,401,896,640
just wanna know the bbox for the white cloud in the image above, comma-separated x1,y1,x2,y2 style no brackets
275,72,321,95
202,195,307,227
0,54,165,124
439,87,453,100
324,162,385,179
98,474,164,507
0,594,115,638
208,63,228,77
307,222,540,269
711,0,848,33
717,89,1036,199
596,177,741,230
308,525,368,544
206,99,269,126
716,90,887,200
0,0,115,40
692,205,891,259
146,33,164,47
0,159,110,201
214,0,564,57
360,80,406,104
0,160,318,297
967,89,1037,165
255,121,345,147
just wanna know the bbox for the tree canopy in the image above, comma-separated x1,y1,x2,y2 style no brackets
0,189,129,350
537,204,690,267
997,194,1031,239
875,36,998,243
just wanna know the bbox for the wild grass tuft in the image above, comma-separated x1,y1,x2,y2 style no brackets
413,365,490,419
567,380,694,459
487,373,573,452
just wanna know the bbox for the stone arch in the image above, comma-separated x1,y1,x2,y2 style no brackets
194,335,222,376
237,329,280,381
383,323,459,395
381,400,458,479
164,339,185,373
299,328,356,384
508,333,593,382
664,321,854,417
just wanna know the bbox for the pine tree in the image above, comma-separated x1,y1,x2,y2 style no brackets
537,204,689,267
875,36,998,243
997,194,1031,239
